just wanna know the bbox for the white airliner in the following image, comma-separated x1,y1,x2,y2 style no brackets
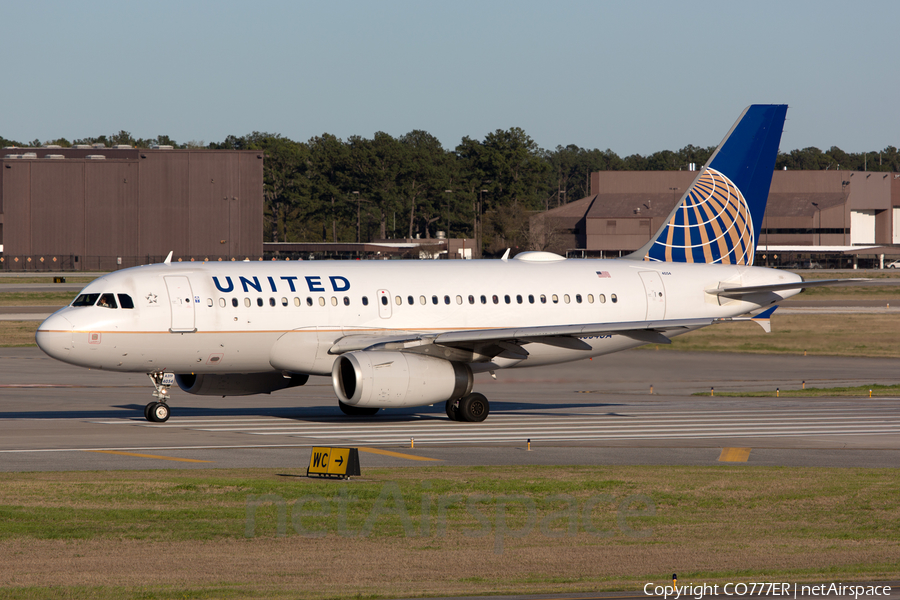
36,105,850,423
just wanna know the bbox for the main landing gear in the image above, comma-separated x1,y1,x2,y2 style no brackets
446,393,490,422
145,372,173,423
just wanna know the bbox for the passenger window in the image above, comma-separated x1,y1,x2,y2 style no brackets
381,296,389,306
432,295,438,305
257,298,264,307
72,293,100,307
528,294,534,304
419,295,426,305
294,297,300,307
343,297,350,306
504,295,511,304
407,295,414,305
564,294,570,304
611,293,618,304
244,298,251,307
468,295,475,304
307,297,313,306
119,294,135,309
218,298,226,308
587,294,594,304
540,294,546,304
232,298,239,307
456,295,463,305
318,297,326,306
599,294,606,304
576,294,583,304
97,293,117,309
516,295,523,304
269,298,276,307
281,297,288,307
207,298,213,307
443,295,450,305
552,294,559,304
331,297,338,306
492,295,499,304
362,296,368,306
480,295,487,304
395,296,402,306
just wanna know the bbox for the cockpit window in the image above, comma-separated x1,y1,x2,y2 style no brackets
118,294,134,309
97,293,118,309
72,293,100,307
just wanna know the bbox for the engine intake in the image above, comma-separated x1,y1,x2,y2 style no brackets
175,372,308,396
332,351,472,408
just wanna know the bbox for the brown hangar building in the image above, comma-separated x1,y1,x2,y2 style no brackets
0,145,263,271
532,170,900,267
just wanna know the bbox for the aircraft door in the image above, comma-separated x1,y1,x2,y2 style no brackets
377,289,392,319
638,271,666,320
164,276,197,332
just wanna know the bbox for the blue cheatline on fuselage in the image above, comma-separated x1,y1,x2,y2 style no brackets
639,104,787,265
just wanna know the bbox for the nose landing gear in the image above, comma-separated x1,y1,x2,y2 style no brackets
145,372,174,423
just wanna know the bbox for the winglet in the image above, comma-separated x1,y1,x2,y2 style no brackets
501,249,510,262
751,306,778,333
163,251,173,264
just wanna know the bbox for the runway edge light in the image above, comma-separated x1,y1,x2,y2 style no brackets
307,446,361,479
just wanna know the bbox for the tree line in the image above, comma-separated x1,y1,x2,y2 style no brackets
3,131,898,253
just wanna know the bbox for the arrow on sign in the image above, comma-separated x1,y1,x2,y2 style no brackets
335,455,344,466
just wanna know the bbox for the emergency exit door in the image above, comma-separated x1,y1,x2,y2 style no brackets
164,276,196,332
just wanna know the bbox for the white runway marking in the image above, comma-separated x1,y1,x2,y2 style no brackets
88,405,900,446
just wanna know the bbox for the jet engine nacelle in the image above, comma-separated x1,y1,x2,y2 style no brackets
332,351,473,408
175,372,309,396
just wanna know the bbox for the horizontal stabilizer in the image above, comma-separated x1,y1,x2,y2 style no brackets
707,278,869,297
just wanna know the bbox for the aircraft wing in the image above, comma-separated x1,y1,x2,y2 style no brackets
330,316,726,360
707,278,869,297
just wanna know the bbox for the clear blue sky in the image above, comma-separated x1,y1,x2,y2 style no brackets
2,0,897,156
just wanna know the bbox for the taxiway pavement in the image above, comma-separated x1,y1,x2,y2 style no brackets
1,348,898,472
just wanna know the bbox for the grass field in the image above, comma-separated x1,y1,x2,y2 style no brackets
0,291,77,306
694,383,900,397
0,466,897,599
0,322,42,347
664,313,900,358
0,277,97,285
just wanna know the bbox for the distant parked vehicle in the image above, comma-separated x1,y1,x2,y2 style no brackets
887,260,900,269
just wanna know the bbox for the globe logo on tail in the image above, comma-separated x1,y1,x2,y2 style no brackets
644,168,755,265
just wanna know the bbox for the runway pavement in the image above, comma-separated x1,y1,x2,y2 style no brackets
1,347,898,472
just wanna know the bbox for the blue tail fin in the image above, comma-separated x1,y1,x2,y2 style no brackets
632,105,787,265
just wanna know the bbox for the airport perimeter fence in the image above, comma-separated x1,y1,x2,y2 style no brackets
0,255,267,272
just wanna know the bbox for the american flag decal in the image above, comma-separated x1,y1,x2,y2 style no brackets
596,271,611,278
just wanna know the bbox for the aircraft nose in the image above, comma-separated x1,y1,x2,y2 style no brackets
35,312,75,361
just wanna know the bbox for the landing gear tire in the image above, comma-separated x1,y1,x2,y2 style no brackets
338,401,379,416
445,398,460,421
143,402,155,421
458,393,489,422
146,402,170,423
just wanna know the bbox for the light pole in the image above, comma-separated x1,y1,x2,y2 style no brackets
477,189,487,259
444,190,453,239
352,191,361,243
812,201,820,246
